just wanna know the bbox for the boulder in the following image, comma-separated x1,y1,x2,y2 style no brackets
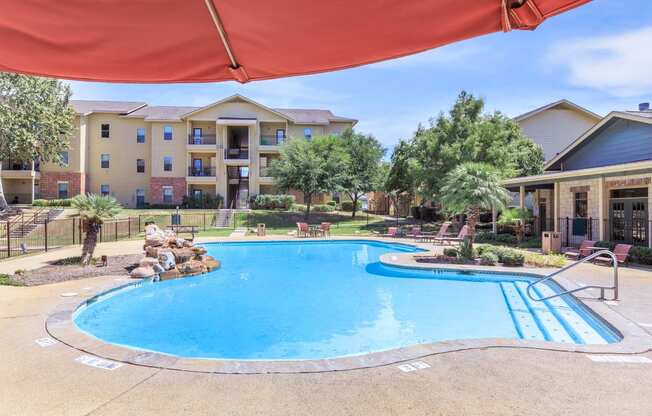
171,248,194,263
179,260,206,275
191,246,207,256
139,257,160,267
145,246,162,259
144,235,165,247
204,259,220,271
152,263,165,274
159,268,182,281
182,239,194,248
130,266,155,279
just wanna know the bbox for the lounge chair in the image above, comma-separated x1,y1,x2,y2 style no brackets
408,227,421,238
320,222,331,237
593,244,632,266
416,222,449,242
433,225,468,245
564,240,596,260
296,222,309,238
382,227,399,238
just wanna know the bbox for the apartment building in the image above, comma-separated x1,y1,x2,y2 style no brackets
1,94,356,208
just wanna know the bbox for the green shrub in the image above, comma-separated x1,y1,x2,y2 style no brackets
326,200,338,207
312,204,335,212
33,198,72,207
458,239,476,260
474,232,494,243
146,203,177,209
340,200,362,212
494,233,517,245
252,194,295,210
524,252,566,268
629,246,652,265
518,237,542,249
291,204,307,212
182,193,223,209
595,240,616,251
0,274,23,286
480,252,499,266
443,248,458,258
500,250,525,266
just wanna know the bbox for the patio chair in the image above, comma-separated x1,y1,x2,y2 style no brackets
593,244,632,266
564,240,596,260
416,222,449,242
381,227,399,238
433,225,468,246
296,222,309,238
319,222,331,237
408,227,421,238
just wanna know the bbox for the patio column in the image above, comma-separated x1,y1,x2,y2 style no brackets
519,185,525,209
491,206,497,234
597,176,605,240
30,176,35,203
553,181,560,232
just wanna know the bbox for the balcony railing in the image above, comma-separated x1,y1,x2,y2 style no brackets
224,148,249,160
259,167,271,177
260,135,285,146
187,167,216,177
187,135,217,145
1,161,40,171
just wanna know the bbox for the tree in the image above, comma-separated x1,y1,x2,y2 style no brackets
268,135,347,219
440,162,510,244
382,140,418,219
411,91,544,201
0,73,75,210
72,194,122,265
339,129,385,218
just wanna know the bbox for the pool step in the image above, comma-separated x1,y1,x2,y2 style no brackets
531,283,608,345
500,282,545,341
513,282,576,344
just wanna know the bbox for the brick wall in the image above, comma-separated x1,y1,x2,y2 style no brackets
40,171,85,199
150,177,186,204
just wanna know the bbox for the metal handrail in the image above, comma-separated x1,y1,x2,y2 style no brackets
526,250,619,302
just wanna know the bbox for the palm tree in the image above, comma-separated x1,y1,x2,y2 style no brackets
71,194,122,265
440,162,510,243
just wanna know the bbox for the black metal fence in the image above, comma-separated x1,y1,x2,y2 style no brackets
0,213,221,260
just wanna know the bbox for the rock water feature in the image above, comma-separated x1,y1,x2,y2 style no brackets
129,223,220,281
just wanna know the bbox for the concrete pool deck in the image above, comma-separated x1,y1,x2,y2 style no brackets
2,237,652,414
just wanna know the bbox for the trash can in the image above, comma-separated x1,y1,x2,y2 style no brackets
542,232,561,254
257,223,266,237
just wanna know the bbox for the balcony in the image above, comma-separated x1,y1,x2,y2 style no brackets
1,161,40,179
187,166,216,177
187,134,217,145
224,148,249,160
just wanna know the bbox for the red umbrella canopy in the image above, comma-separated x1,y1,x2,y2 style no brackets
0,0,590,83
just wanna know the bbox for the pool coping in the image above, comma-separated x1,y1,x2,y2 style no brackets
46,239,652,374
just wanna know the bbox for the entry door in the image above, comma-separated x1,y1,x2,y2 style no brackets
539,202,549,232
193,128,203,144
610,199,648,245
192,158,202,176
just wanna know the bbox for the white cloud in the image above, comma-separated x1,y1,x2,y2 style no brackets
547,26,652,97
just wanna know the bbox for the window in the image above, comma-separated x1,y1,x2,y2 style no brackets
163,156,173,171
162,186,173,203
100,184,110,196
136,127,146,143
136,159,145,173
101,123,110,138
574,192,588,218
303,127,312,139
59,151,69,166
101,154,110,169
163,126,173,140
58,182,69,199
239,166,249,178
276,129,285,145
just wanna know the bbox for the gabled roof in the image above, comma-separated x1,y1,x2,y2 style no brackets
513,99,602,123
273,108,358,125
544,111,652,170
125,105,199,121
180,94,292,121
71,100,147,115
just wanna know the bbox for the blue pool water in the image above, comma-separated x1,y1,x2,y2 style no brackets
74,240,619,360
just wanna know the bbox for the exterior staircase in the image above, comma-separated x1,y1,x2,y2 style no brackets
7,208,64,237
214,209,234,228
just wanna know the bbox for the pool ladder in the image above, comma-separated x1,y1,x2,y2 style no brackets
526,250,619,302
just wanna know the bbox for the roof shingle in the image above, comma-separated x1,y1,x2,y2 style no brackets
71,100,146,115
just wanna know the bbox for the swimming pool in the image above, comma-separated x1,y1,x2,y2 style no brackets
74,240,619,360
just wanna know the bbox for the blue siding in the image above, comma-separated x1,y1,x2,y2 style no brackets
562,119,652,171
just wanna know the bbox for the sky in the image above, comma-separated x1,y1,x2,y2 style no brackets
68,0,652,151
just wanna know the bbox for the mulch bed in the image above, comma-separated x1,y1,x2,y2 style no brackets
11,254,142,286
414,255,478,265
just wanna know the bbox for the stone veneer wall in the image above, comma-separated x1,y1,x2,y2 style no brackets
558,178,601,219
40,171,85,199
150,177,186,204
